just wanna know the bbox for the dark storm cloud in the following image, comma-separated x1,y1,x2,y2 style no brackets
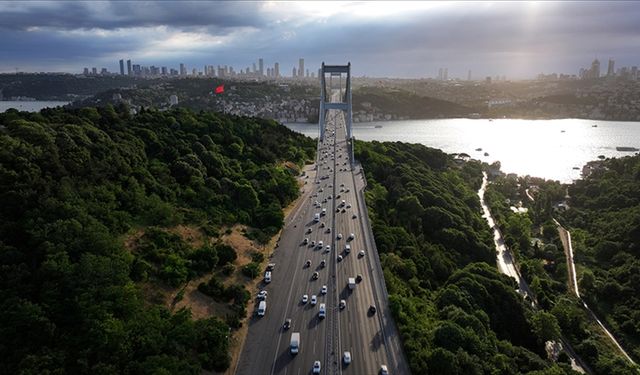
0,1,266,31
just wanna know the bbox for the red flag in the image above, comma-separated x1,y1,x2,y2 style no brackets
215,85,224,94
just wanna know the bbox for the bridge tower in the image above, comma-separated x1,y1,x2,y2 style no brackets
319,62,353,161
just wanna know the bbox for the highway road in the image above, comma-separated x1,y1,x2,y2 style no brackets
236,105,408,375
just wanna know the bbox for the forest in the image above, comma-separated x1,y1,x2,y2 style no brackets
0,104,315,374
484,158,640,374
355,141,579,374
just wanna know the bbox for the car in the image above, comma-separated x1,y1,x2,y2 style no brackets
340,183,344,187
305,260,311,267
358,250,365,257
312,272,319,280
311,240,316,247
352,214,357,219
313,361,322,374
345,188,350,192
343,351,352,364
341,208,346,213
266,263,275,271
339,299,346,309
348,233,355,240
336,194,341,199
284,318,291,330
318,241,323,248
346,203,352,209
345,245,351,253
380,364,389,375
257,290,268,300
336,208,341,212
337,255,343,262
303,238,309,245
311,295,317,305
321,285,327,294
369,305,377,314
320,259,326,268
320,222,325,228
337,233,343,240
307,228,313,234
302,294,309,304
356,274,363,283
327,227,331,233
325,245,331,252
319,303,326,319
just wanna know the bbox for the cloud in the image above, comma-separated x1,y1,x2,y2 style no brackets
1,1,640,77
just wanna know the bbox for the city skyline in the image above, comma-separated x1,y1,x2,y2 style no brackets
2,1,640,79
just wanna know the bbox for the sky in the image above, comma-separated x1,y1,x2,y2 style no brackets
2,1,640,79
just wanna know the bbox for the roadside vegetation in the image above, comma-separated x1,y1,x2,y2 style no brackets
0,104,315,374
356,141,578,374
485,156,640,374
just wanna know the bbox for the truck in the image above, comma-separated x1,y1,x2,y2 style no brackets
314,213,320,222
290,332,300,354
321,208,327,216
348,277,356,290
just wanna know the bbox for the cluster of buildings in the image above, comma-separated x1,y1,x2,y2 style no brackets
82,58,319,80
538,58,640,82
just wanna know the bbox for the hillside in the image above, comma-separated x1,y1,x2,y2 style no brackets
356,141,580,374
0,105,315,374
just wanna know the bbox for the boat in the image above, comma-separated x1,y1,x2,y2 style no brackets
616,146,640,152
561,130,566,133
592,124,598,127
484,152,489,156
572,167,580,170
374,125,382,128
475,148,483,151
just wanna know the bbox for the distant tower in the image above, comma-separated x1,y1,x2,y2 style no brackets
607,59,615,77
275,62,280,78
259,58,264,76
126,59,132,76
119,59,125,75
180,63,186,76
299,58,305,78
591,58,600,78
438,68,443,80
293,67,297,77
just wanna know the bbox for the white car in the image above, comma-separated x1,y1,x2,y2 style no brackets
319,303,326,319
337,255,343,262
339,299,346,309
311,295,318,305
325,245,331,252
321,285,327,295
337,233,343,240
313,361,322,374
348,233,355,240
343,351,351,365
257,290,268,300
359,250,365,257
380,364,389,375
302,294,309,304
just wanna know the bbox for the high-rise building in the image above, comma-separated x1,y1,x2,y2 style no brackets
591,58,600,79
607,59,615,77
306,69,309,78
100,68,108,75
259,58,264,76
127,60,132,76
119,59,125,75
83,67,89,75
274,62,280,78
180,63,186,76
438,68,443,80
91,67,97,75
298,58,304,78
292,67,297,77
161,67,168,75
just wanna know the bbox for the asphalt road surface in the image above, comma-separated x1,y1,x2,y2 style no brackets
236,107,408,375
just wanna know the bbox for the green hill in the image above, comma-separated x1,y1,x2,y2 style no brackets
0,104,315,374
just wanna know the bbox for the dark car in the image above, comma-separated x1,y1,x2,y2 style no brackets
369,305,377,314
356,274,363,283
284,318,291,330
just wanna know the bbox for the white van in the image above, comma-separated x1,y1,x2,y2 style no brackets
319,303,326,319
264,271,272,283
257,300,266,316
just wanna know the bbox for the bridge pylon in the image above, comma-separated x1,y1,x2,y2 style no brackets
319,62,353,161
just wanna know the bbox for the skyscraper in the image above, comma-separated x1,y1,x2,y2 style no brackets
607,59,615,77
591,59,600,78
259,58,264,76
292,67,297,77
127,60,132,76
180,63,186,76
299,58,304,78
274,62,280,78
119,59,125,75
